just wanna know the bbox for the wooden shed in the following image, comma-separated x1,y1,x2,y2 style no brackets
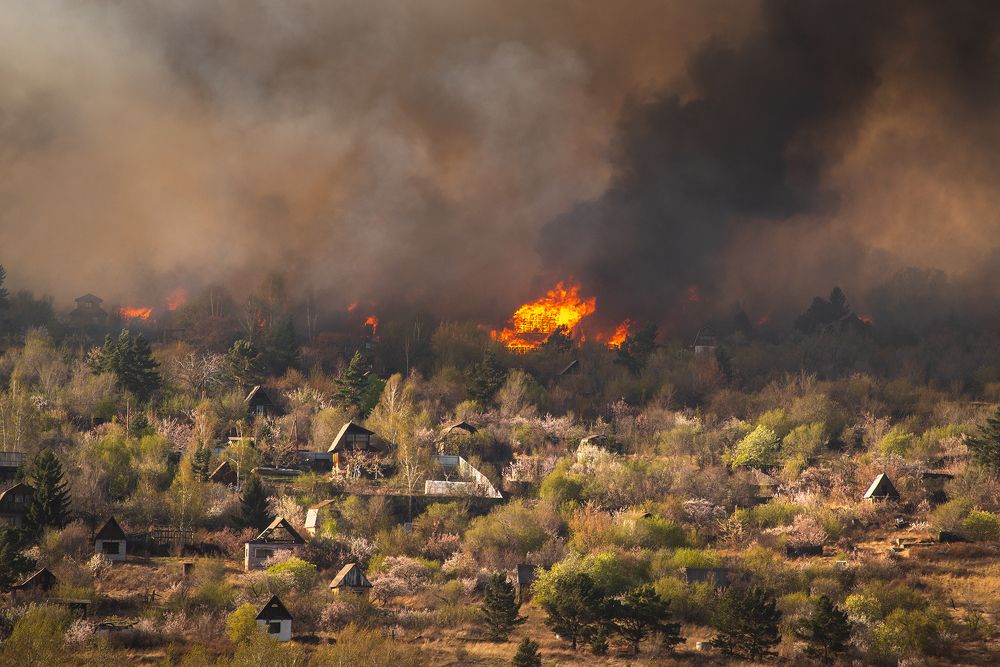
244,517,305,570
208,460,238,486
329,562,373,596
256,595,293,641
864,473,900,502
304,499,336,536
245,386,281,419
95,516,127,562
328,422,384,471
14,567,57,592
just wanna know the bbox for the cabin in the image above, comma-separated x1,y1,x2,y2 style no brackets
0,451,26,484
329,562,373,597
576,434,617,462
244,517,305,570
208,460,238,486
245,386,281,419
436,420,478,454
680,567,731,589
13,567,57,594
94,516,127,562
864,473,900,502
693,328,717,357
69,294,108,327
256,595,293,641
516,564,536,604
0,482,33,529
328,422,385,472
751,469,780,502
304,499,336,536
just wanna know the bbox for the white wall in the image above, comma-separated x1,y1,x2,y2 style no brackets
257,618,291,641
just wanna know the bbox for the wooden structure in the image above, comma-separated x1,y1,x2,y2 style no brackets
245,386,281,419
208,460,238,486
693,328,717,357
244,517,305,570
680,567,730,588
0,451,26,484
751,469,780,502
95,516,127,561
304,499,336,536
328,422,384,471
516,564,536,603
69,294,108,327
329,563,373,596
864,473,900,502
13,567,57,593
0,482,33,529
256,595,293,641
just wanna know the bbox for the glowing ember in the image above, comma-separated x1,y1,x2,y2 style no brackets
686,285,703,303
606,320,631,349
858,314,874,325
166,288,188,311
347,303,359,312
365,315,379,333
493,281,596,352
119,306,153,320
756,314,770,327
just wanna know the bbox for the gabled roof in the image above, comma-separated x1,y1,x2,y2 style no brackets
864,473,900,500
751,469,779,487
245,385,275,405
579,434,609,448
208,460,236,483
95,516,126,541
308,499,337,511
329,563,372,589
15,567,57,591
253,517,305,545
75,294,103,304
328,421,376,453
440,421,477,437
0,481,33,505
256,595,293,621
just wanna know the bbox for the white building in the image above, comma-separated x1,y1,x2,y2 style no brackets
256,595,293,641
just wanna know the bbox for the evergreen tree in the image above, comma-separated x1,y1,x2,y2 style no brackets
542,325,573,352
607,584,683,654
26,448,71,531
482,572,526,641
224,339,265,390
261,315,299,376
468,350,507,406
615,323,657,374
795,595,852,661
0,528,35,592
239,474,270,531
711,586,782,660
511,637,542,667
192,446,212,482
540,572,605,651
88,329,162,400
334,351,369,414
967,406,1000,475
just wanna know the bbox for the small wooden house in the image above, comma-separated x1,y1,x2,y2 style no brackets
256,595,293,641
245,386,281,419
304,499,336,536
69,294,108,326
244,517,305,570
208,460,238,486
516,564,536,603
751,469,780,502
13,567,57,593
0,451,26,484
864,473,900,502
680,567,730,589
328,422,384,471
0,482,33,529
329,562,373,596
95,516,127,562
693,328,717,357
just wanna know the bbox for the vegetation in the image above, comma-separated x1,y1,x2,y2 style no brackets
481,572,525,641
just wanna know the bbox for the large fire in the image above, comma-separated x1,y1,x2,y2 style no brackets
606,320,631,349
493,281,596,352
365,315,379,334
119,306,153,321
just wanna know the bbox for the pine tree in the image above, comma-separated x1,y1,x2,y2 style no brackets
615,323,657,374
192,446,212,481
334,351,369,414
711,586,782,660
26,448,71,532
468,350,507,406
88,329,162,401
795,595,852,661
239,474,270,531
0,528,35,592
607,584,683,654
261,315,299,376
224,339,265,390
540,572,605,651
967,406,1000,475
511,638,542,667
482,572,526,641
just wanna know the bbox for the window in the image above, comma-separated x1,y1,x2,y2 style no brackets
255,548,273,560
102,541,120,555
268,621,282,634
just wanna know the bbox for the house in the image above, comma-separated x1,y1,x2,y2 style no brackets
304,499,336,536
244,517,305,570
576,434,616,462
329,562,373,596
297,450,333,472
69,294,108,327
693,328,717,357
0,482,33,529
0,451,26,484
256,595,293,641
516,564,536,603
425,455,502,499
864,473,900,502
751,469,780,502
328,422,385,472
13,567,57,593
208,460,238,486
680,567,730,588
436,420,478,454
245,386,281,419
95,517,127,562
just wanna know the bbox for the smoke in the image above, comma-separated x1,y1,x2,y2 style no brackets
1,1,998,330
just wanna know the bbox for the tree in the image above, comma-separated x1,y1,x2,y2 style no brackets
225,339,265,390
511,638,542,667
0,528,35,592
482,572,526,641
616,323,657,374
542,325,573,352
539,572,605,651
334,351,369,414
0,604,70,665
795,595,852,661
192,445,212,481
0,264,9,333
261,315,299,376
88,329,162,401
227,603,261,643
795,287,854,334
711,586,782,660
26,448,71,531
607,584,683,654
966,406,1000,475
468,350,507,406
239,474,271,531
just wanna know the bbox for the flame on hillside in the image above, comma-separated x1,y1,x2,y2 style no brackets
166,288,188,311
365,315,379,333
606,320,631,348
493,281,596,352
119,306,153,321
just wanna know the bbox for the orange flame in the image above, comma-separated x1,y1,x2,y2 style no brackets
493,281,596,352
347,302,359,313
166,288,188,311
606,320,631,349
365,315,379,334
119,307,153,321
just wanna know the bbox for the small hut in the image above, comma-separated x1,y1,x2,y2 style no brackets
69,294,108,326
256,595,293,641
95,517,127,562
328,422,384,472
329,563,373,596
244,517,305,570
864,473,900,502
208,460,238,486
245,386,281,419
0,482,33,529
304,499,336,536
13,568,57,593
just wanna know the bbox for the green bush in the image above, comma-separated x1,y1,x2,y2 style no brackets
962,510,999,541
877,426,914,456
729,425,780,469
226,603,260,643
870,608,949,663
0,604,72,664
267,557,318,592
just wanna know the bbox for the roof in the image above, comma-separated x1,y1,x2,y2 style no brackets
558,359,579,375
751,469,779,486
681,567,730,586
245,385,275,405
256,595,293,621
579,434,609,447
75,294,103,304
95,516,126,541
330,563,372,589
308,499,337,511
0,482,33,505
328,421,377,453
864,473,900,499
208,461,236,483
440,421,477,437
15,568,57,591
253,517,305,545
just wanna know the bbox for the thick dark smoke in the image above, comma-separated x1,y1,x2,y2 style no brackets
1,1,999,331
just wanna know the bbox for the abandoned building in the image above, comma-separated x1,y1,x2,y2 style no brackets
424,455,502,499
244,517,305,570
864,473,900,501
245,385,281,419
69,294,108,327
0,451,25,484
94,516,127,562
256,595,293,641
208,460,238,486
328,422,386,472
329,562,373,596
304,499,336,536
13,567,57,595
681,567,731,588
0,481,32,529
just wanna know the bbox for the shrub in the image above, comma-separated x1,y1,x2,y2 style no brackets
962,510,999,541
729,425,780,469
870,608,949,663
0,604,72,663
226,603,260,643
266,557,317,593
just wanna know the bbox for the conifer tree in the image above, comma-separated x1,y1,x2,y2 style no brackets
511,638,542,667
468,350,507,406
711,586,782,660
482,572,525,641
0,528,34,592
26,448,71,531
540,572,604,651
967,406,1000,475
795,595,852,661
607,584,683,654
334,351,368,414
88,329,162,400
239,474,270,531
224,339,265,390
192,445,212,481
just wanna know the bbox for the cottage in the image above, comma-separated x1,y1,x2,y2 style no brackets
329,562,373,596
13,567,57,593
328,422,385,472
751,469,780,502
0,482,33,529
436,420,478,454
0,451,26,484
244,517,305,570
245,386,281,419
304,499,336,536
256,595,293,641
680,567,731,588
69,294,108,327
95,516,127,561
208,460,238,486
864,473,900,502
